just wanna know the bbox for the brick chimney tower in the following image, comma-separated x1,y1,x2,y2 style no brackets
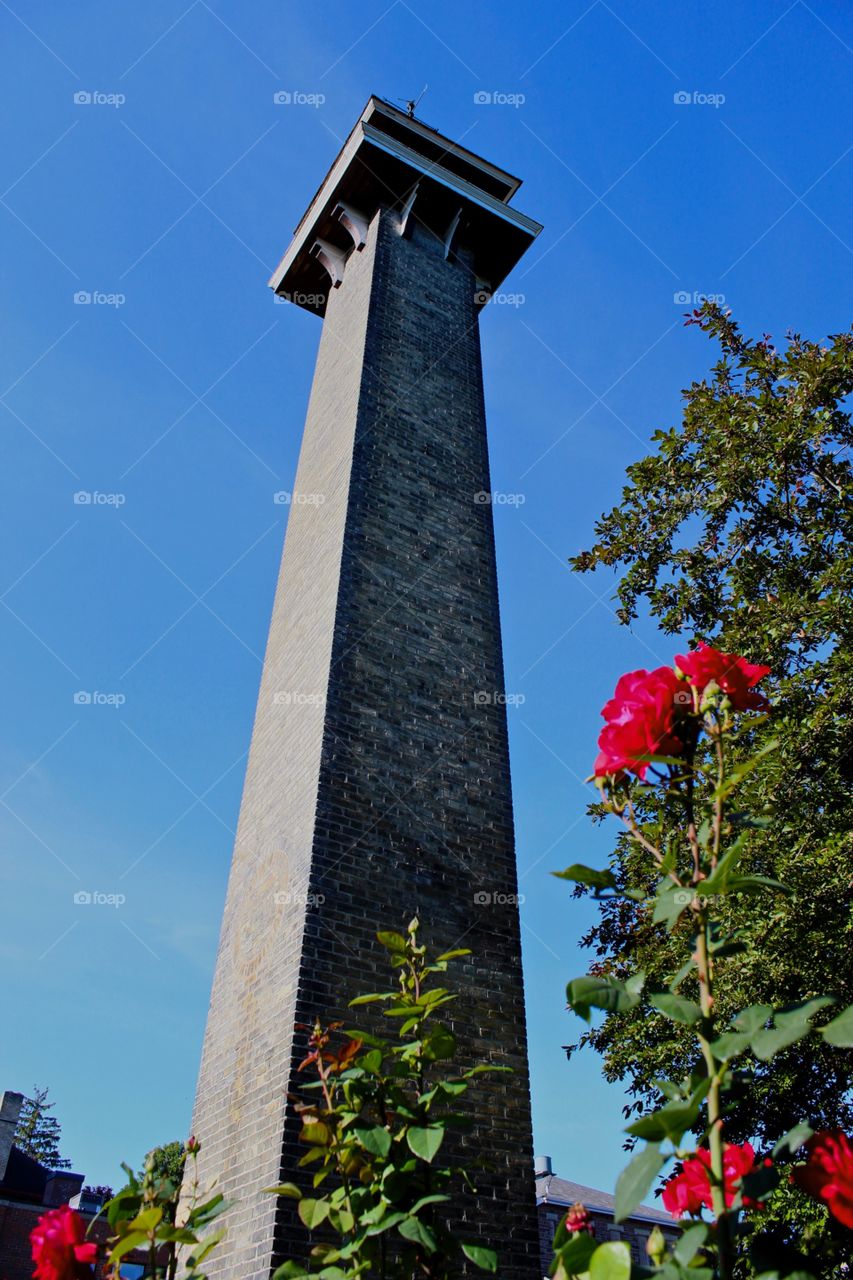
190,96,542,1279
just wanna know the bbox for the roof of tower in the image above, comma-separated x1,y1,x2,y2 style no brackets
269,94,542,316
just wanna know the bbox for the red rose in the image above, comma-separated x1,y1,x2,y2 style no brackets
31,1206,97,1280
794,1130,853,1230
562,1202,595,1235
675,642,770,711
594,667,684,779
661,1160,708,1216
661,1143,760,1218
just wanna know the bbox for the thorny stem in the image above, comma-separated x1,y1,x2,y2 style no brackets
695,905,733,1280
689,720,733,1280
622,797,682,888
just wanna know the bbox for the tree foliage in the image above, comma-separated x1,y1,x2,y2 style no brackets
569,306,853,1145
15,1085,72,1170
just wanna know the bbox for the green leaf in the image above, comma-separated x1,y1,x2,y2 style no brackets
187,1192,227,1227
349,993,393,1006
108,1232,149,1263
397,1216,437,1252
423,1024,457,1061
652,881,693,930
673,1223,708,1265
297,1198,330,1229
732,1004,773,1034
821,1003,853,1047
129,1206,162,1231
409,1194,451,1214
711,738,779,801
589,1240,632,1280
709,1030,751,1062
723,874,791,897
553,1228,597,1272
553,864,618,891
649,992,703,1025
272,1264,310,1280
362,1210,408,1238
185,1228,226,1268
435,948,471,962
407,1125,445,1163
773,1122,813,1157
376,931,407,953
751,998,835,1061
566,975,641,1022
627,1081,709,1144
353,1124,391,1159
263,1182,302,1198
696,833,749,895
614,1142,665,1222
461,1242,498,1271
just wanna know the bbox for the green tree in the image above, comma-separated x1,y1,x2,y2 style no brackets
569,305,853,1146
140,1142,187,1224
15,1086,72,1169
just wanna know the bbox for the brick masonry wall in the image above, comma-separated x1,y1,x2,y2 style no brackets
192,204,539,1278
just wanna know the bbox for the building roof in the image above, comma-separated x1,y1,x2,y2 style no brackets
536,1172,675,1227
0,1147,46,1203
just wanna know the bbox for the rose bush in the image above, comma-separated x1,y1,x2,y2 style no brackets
556,643,853,1280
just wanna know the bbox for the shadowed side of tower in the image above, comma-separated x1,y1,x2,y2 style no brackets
190,97,543,1280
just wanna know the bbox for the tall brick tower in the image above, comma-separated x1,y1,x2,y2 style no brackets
191,96,543,1279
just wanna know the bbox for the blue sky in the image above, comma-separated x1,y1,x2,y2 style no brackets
1,0,851,1198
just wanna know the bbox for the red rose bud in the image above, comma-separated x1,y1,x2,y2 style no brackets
31,1206,97,1280
675,642,770,711
794,1130,853,1230
563,1202,595,1235
186,1134,201,1154
594,666,684,780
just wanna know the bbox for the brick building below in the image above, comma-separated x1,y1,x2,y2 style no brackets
535,1156,679,1275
